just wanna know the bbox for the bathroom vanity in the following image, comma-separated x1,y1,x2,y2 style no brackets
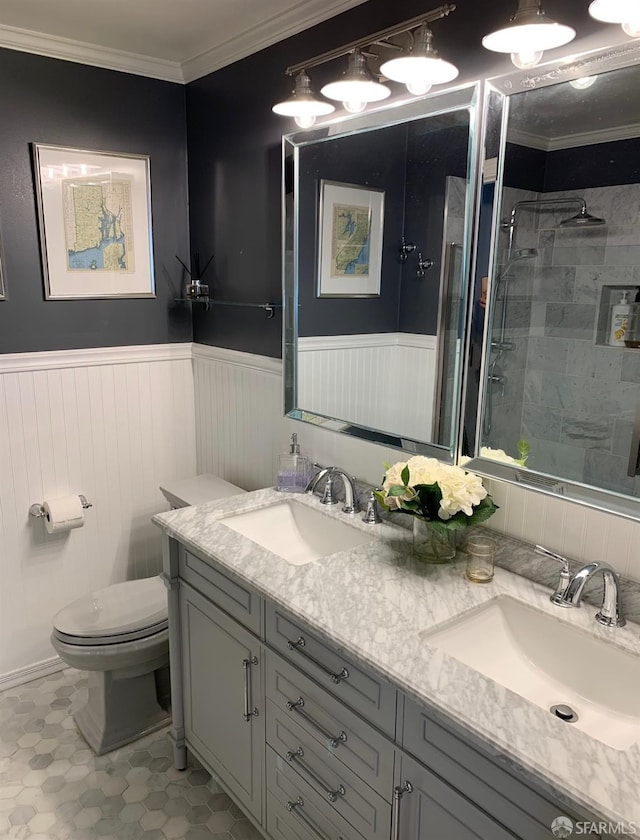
154,490,640,839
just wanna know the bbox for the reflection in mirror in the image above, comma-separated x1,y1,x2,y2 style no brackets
467,48,640,517
284,85,480,460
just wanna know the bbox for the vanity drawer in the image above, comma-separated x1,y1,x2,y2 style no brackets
266,745,365,840
179,547,262,634
402,697,596,840
265,650,394,799
266,699,391,840
266,603,397,736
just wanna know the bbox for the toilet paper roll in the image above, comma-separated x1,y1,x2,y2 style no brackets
43,495,85,534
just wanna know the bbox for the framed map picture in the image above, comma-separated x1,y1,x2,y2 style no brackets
317,180,384,298
32,144,155,299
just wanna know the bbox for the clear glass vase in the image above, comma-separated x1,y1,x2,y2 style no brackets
412,518,457,563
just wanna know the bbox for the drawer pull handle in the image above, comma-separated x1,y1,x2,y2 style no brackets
287,636,350,685
242,656,259,722
285,697,347,749
286,797,343,840
286,747,346,803
392,781,413,840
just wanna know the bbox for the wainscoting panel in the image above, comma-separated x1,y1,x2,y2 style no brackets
0,344,196,683
297,334,437,442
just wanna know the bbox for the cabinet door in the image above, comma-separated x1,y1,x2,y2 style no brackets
396,752,517,840
180,582,264,823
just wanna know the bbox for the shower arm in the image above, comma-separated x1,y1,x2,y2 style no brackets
504,197,587,257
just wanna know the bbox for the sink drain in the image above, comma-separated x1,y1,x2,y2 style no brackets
550,704,579,723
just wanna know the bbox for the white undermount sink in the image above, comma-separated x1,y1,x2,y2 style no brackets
219,500,373,565
423,595,640,751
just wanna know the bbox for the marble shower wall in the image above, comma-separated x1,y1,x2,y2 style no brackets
484,186,539,457
490,182,640,495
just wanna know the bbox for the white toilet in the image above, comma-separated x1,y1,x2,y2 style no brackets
51,474,245,754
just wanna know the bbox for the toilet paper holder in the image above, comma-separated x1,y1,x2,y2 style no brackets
29,495,92,518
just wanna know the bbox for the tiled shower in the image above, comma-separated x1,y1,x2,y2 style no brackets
484,181,640,496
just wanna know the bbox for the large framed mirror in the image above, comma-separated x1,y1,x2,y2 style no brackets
462,41,640,520
283,83,482,462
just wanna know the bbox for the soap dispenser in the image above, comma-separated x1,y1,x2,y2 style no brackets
277,433,309,493
609,289,631,347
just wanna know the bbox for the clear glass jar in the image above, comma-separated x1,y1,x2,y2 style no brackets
464,534,496,583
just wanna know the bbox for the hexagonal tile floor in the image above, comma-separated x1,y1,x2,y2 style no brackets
0,668,264,839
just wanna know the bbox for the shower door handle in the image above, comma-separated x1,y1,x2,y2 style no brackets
627,406,640,477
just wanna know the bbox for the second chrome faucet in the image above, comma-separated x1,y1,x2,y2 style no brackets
535,545,626,628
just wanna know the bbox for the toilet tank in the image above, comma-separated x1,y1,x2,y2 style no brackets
159,474,246,509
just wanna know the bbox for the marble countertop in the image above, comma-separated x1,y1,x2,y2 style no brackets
153,488,640,828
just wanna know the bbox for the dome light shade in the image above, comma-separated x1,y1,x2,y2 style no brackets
272,71,335,128
589,0,640,36
321,52,391,111
482,0,576,67
380,25,459,95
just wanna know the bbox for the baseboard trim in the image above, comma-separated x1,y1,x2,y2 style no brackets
0,656,66,691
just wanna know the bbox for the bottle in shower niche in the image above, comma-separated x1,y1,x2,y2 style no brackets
609,290,631,347
277,433,309,492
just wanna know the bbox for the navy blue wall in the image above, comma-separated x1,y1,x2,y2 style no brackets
0,49,190,353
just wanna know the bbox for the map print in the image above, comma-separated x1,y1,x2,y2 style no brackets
331,203,371,277
62,176,134,272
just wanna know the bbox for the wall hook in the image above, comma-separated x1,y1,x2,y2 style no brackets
416,253,434,277
399,237,416,262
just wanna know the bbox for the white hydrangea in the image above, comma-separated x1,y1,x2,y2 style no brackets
436,465,487,520
381,456,488,520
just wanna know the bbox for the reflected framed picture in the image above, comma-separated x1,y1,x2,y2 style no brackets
32,144,155,299
317,180,384,297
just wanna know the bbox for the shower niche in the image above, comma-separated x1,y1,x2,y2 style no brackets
595,286,640,348
462,42,640,517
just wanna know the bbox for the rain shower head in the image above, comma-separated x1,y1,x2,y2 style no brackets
560,205,606,227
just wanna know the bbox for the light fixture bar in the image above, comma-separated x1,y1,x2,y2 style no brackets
284,4,456,76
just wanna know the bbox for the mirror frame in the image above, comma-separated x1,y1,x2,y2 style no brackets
283,82,484,463
460,39,640,522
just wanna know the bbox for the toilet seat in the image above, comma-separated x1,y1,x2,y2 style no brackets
52,576,168,646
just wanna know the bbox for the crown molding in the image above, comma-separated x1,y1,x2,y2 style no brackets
180,0,368,83
0,0,367,85
507,123,640,152
0,23,184,82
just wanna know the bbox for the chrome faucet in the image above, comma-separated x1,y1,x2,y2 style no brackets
306,467,360,515
561,562,626,628
537,545,626,628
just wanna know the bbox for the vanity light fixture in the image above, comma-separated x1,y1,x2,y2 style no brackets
589,0,640,38
321,51,390,113
272,70,336,128
482,0,576,69
272,4,458,126
380,24,459,95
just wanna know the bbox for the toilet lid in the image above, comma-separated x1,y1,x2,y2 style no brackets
53,576,167,639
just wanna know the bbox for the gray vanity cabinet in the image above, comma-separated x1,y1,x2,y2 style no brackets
395,752,517,840
179,581,264,823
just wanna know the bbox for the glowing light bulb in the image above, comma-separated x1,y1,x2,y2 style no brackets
406,80,433,96
569,75,596,90
622,18,640,36
510,49,544,68
343,100,367,113
294,114,316,129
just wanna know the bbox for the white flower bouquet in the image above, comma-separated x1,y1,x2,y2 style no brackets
375,456,498,534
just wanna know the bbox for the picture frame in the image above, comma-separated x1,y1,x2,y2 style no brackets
32,144,155,300
317,180,384,298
